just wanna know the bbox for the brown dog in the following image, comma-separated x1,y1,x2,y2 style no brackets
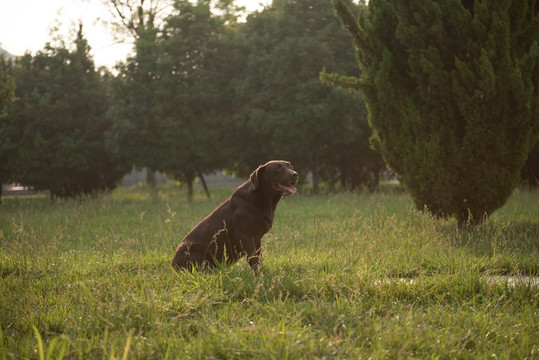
172,160,298,271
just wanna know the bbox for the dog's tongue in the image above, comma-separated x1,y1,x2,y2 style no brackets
283,186,297,195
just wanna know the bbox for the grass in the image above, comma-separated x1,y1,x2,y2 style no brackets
1,186,538,359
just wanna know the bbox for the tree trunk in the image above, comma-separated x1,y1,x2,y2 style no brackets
186,170,195,202
372,168,380,192
187,180,193,202
338,159,348,190
197,171,211,199
311,153,320,194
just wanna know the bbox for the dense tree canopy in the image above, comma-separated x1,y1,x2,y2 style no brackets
111,0,242,198
109,0,384,195
521,141,539,187
0,62,14,118
233,0,384,191
327,0,539,223
1,26,130,198
109,26,160,177
3,0,538,203
0,59,16,200
154,0,238,186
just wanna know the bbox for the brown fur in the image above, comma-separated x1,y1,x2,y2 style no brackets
172,160,298,271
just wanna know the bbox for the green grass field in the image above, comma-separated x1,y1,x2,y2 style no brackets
1,186,538,359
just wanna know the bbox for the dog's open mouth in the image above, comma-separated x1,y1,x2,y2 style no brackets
272,182,297,196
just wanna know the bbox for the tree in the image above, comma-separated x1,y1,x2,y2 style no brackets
3,25,130,198
111,0,241,199
0,58,16,202
327,0,539,223
0,62,15,117
102,0,172,186
153,0,241,199
521,141,539,188
233,0,384,192
109,26,160,182
102,0,170,39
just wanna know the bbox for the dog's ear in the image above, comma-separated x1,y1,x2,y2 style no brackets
249,164,265,190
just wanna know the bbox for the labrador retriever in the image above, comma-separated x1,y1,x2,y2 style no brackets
172,160,298,271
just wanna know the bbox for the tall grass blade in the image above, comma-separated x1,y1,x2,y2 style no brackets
120,332,133,360
32,326,44,360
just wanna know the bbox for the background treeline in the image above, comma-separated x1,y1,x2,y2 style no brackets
0,0,385,200
0,0,537,205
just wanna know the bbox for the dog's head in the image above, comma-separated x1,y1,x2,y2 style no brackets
250,160,298,196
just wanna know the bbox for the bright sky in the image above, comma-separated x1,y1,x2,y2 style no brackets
0,0,266,69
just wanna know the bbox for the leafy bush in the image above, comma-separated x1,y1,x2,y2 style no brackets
326,0,539,224
1,26,129,198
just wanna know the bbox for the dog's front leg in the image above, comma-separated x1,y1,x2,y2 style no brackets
244,237,262,271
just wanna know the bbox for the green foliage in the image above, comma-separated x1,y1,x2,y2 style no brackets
0,188,538,358
2,25,130,198
521,140,539,187
154,0,238,179
0,60,15,118
329,0,539,223
112,0,240,196
3,0,387,200
233,0,384,191
111,0,385,194
109,26,160,174
0,59,16,196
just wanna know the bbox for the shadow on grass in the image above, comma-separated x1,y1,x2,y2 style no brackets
434,220,538,269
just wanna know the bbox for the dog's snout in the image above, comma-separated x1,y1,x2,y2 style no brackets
291,171,299,180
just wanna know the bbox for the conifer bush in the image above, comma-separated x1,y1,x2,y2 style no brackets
325,0,539,224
